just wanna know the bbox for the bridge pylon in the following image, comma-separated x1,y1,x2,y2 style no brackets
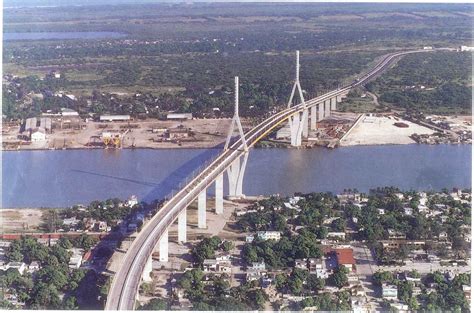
287,50,308,147
225,76,248,198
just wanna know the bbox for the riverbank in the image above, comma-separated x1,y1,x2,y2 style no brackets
3,114,471,151
2,118,236,151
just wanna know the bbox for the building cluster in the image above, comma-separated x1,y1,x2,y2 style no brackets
59,195,142,234
174,189,471,311
0,237,98,309
406,114,472,145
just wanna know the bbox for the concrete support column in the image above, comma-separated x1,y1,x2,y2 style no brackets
215,174,224,214
178,208,187,243
227,157,240,196
331,97,337,111
289,114,303,147
159,228,169,262
324,100,331,117
198,190,206,229
310,105,317,130
142,256,153,282
336,95,342,102
302,109,309,138
227,152,249,197
235,152,248,196
318,103,324,121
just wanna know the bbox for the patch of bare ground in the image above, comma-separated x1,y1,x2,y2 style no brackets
0,209,44,232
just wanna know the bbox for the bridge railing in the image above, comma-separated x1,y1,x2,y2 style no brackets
163,150,224,202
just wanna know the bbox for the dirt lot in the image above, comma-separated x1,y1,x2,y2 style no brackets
0,208,44,232
340,114,435,146
2,118,250,150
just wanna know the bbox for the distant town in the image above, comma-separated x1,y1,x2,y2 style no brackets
0,187,470,311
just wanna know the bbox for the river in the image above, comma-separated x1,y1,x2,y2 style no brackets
1,144,471,208
3,32,126,41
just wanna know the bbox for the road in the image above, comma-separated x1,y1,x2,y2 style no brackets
105,48,436,311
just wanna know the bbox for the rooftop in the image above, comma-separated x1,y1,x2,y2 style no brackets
334,248,355,265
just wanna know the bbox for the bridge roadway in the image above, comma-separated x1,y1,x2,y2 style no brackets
105,48,433,310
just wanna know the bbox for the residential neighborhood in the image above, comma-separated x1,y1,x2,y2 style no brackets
129,188,471,311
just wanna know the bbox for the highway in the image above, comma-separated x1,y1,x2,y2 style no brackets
105,48,434,310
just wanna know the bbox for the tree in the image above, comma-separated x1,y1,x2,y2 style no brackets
68,269,86,291
222,241,234,252
140,282,154,296
329,266,349,288
409,269,420,278
306,274,325,293
373,271,393,285
38,266,68,290
6,248,23,262
430,271,445,285
57,237,73,250
29,283,61,309
289,277,304,295
192,236,221,264
242,244,259,264
397,281,413,303
61,296,79,310
275,273,287,292
212,275,230,296
138,298,168,310
246,289,268,309
178,269,205,302
74,234,97,250
0,268,22,287
51,245,72,265
42,210,63,232
407,297,419,310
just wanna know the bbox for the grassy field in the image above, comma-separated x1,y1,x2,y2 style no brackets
2,3,472,119
338,96,380,113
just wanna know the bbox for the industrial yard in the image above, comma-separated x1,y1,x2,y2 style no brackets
2,116,237,150
4,111,470,151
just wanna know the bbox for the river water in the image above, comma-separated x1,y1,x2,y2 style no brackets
3,32,126,41
1,144,471,208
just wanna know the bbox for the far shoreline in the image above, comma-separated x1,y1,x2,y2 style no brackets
2,141,471,153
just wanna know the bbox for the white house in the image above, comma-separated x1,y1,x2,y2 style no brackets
166,113,193,120
250,261,266,271
68,248,84,269
245,235,255,243
97,221,108,232
404,207,413,216
256,231,281,241
382,284,398,299
127,195,139,207
61,108,79,116
203,259,218,272
31,128,46,142
327,232,346,240
28,261,40,273
5,262,26,275
294,259,307,270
